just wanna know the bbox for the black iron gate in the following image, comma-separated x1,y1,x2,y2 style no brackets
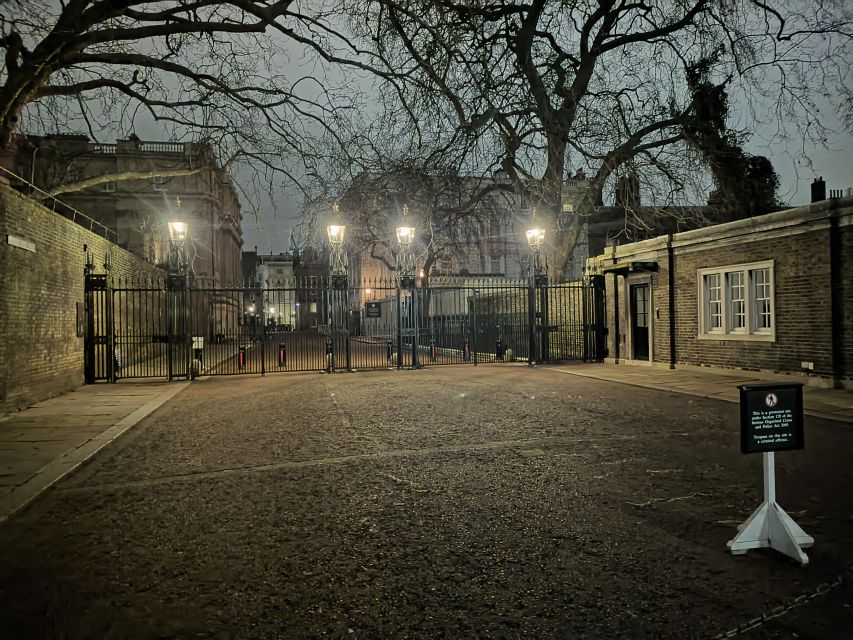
85,274,605,381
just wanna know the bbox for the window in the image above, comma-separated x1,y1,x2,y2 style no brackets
490,255,502,274
704,273,722,331
698,261,774,341
752,268,772,333
726,271,745,332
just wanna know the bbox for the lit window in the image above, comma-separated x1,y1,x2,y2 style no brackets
698,261,774,341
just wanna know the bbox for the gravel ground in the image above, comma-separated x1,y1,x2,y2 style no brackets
0,365,851,639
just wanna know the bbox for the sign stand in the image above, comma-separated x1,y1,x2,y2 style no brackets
727,451,813,565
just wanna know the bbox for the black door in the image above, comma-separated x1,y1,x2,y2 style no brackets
630,284,650,360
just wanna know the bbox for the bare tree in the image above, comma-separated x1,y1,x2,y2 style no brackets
339,166,522,283
345,0,851,279
0,0,393,201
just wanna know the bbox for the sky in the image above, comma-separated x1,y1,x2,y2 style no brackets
23,1,850,255
239,112,853,256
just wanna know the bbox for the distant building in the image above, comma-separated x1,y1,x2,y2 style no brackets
11,134,243,284
340,171,602,285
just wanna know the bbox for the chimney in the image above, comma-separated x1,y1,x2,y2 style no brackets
811,177,826,203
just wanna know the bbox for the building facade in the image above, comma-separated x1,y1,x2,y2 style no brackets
12,134,243,284
587,196,852,386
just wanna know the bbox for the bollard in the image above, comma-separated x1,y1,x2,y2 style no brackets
430,339,437,363
463,339,470,362
238,346,246,370
278,343,287,368
325,338,334,372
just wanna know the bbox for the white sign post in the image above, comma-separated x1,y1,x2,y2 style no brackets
730,383,812,565
727,451,813,565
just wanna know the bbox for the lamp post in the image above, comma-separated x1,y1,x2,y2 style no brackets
396,205,419,368
167,220,188,276
166,218,189,380
526,210,547,365
327,202,350,371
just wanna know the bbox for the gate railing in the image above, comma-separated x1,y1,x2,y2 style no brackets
85,274,606,381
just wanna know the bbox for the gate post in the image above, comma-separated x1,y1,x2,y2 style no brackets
592,274,606,361
527,279,536,365
345,287,352,371
471,289,478,366
84,273,113,383
260,304,266,376
396,280,403,370
107,286,116,383
412,282,420,368
582,279,590,362
539,283,549,363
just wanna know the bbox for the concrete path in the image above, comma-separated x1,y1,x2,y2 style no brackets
549,362,853,423
0,381,189,523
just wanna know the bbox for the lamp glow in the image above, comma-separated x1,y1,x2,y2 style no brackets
168,220,187,242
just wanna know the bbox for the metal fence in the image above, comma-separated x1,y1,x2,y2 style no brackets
84,273,605,381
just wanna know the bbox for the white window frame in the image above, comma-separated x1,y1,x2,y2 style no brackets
697,260,775,342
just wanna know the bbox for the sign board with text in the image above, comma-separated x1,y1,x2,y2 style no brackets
738,383,804,454
365,302,381,318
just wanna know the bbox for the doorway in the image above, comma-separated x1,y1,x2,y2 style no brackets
630,284,650,360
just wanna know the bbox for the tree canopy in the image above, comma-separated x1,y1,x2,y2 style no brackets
340,0,851,278
0,0,387,205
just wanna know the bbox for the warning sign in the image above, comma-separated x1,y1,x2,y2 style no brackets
738,383,804,454
365,301,381,318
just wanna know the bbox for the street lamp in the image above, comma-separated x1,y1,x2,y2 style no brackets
396,204,416,289
326,201,350,371
395,204,420,368
327,201,348,289
526,209,546,285
167,220,188,276
526,209,548,365
166,214,189,380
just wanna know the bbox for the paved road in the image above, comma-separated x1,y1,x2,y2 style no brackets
0,366,850,638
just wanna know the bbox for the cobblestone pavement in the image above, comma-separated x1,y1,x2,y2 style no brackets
0,366,850,639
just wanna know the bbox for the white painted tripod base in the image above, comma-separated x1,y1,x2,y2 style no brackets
727,452,813,566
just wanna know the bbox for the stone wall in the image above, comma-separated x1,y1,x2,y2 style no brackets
0,186,164,413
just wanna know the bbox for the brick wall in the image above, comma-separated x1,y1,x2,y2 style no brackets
673,229,835,375
589,199,852,384
0,186,164,413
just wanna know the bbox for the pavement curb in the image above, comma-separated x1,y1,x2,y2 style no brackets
0,382,191,525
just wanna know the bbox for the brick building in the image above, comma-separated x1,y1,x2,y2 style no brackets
587,196,852,386
11,135,243,284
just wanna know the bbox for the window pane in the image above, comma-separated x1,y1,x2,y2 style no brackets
727,271,745,330
751,268,771,331
705,274,722,330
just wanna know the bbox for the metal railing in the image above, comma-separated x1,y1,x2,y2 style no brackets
85,274,606,381
138,142,187,154
92,143,118,154
0,166,118,243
